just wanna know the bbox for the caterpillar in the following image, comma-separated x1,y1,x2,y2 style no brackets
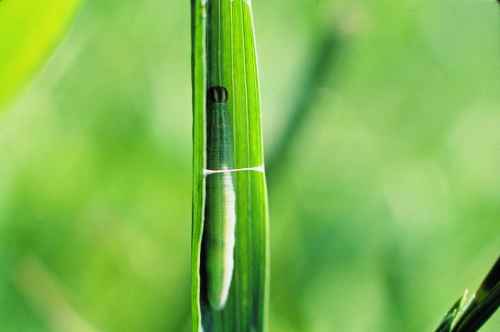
202,86,237,310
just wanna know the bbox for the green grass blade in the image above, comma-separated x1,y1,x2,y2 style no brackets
0,0,81,110
191,0,269,331
451,256,500,332
435,256,500,332
435,298,464,332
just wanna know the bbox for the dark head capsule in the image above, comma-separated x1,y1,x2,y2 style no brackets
207,86,229,104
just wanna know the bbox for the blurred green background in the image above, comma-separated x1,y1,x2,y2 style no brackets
0,1,499,331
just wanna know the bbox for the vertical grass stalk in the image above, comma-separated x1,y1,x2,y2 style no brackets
191,0,269,331
266,27,344,185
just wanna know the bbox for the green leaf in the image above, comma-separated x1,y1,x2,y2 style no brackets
191,0,269,331
451,256,500,332
0,0,81,110
435,256,500,332
435,291,474,332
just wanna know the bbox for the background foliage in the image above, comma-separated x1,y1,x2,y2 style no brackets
0,1,499,331
0,0,80,108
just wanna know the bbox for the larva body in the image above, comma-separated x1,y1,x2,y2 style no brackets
202,86,236,310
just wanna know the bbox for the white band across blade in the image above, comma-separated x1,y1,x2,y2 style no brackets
203,165,265,176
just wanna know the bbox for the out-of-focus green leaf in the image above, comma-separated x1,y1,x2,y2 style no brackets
191,0,269,331
0,0,81,110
